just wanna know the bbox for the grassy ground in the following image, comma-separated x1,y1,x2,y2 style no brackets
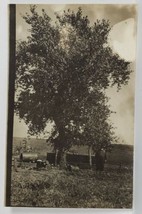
11,165,133,208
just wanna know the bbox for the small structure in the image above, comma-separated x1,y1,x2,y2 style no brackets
20,152,38,162
47,145,96,169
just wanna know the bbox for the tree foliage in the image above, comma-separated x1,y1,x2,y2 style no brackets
15,6,132,155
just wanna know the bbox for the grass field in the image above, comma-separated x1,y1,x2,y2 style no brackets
11,166,133,208
10,137,133,208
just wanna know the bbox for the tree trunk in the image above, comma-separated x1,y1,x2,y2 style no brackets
88,145,92,168
53,118,67,169
55,149,58,166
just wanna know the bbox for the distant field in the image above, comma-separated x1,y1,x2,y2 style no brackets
12,137,53,155
107,144,133,166
12,137,133,167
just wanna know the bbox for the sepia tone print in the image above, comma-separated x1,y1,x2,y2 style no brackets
7,4,136,208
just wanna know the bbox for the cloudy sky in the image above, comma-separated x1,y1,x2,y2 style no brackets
14,4,137,145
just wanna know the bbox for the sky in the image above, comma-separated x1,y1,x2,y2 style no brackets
14,4,137,145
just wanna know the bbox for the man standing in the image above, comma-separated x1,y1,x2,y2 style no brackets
95,148,107,171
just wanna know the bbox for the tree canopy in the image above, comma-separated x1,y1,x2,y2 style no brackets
15,6,132,157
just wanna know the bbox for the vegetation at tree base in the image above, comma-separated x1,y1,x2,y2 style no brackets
15,6,132,167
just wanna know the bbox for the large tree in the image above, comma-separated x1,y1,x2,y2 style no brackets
15,6,132,167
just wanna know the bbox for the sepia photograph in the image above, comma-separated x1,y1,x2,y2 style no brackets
6,4,137,208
